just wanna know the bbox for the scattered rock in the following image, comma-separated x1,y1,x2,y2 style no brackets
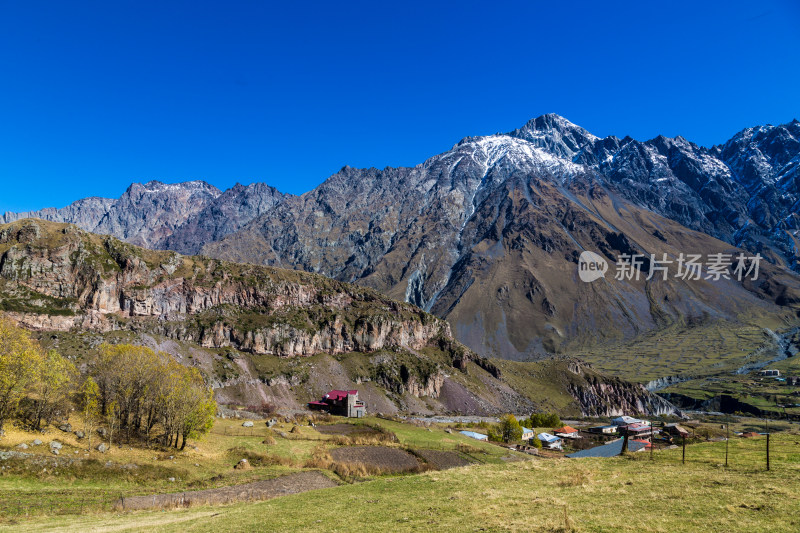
58,423,72,433
16,443,28,450
32,439,43,445
168,477,176,482
96,443,109,453
242,421,254,428
74,430,85,439
49,441,63,450
51,449,59,456
97,428,108,438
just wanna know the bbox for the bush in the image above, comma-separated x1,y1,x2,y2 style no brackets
526,412,561,429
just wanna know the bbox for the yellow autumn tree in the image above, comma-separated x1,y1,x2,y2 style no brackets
26,350,77,431
0,316,44,434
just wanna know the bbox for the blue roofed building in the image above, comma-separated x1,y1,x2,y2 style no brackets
460,430,488,441
566,438,647,458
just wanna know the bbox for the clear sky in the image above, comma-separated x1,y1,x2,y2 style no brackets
1,0,798,213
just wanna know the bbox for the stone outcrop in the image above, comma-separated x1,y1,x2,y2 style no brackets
0,219,454,359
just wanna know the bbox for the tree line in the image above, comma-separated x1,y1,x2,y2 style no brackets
0,316,215,450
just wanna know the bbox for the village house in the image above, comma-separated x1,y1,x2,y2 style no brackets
537,432,563,450
663,423,690,440
620,422,653,441
521,427,535,441
308,390,365,418
611,415,649,427
759,369,780,377
587,424,618,435
553,425,580,439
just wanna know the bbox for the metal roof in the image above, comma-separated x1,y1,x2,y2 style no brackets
459,430,488,440
566,438,647,458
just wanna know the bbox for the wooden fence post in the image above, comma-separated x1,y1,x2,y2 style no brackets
766,433,770,471
682,436,686,465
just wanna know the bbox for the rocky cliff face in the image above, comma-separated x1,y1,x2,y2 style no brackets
162,182,289,255
0,219,453,359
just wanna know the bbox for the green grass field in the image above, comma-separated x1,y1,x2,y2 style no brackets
2,431,799,532
0,415,522,522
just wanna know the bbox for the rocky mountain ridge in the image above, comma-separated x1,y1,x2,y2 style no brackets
4,116,800,360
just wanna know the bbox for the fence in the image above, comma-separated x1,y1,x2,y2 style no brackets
0,490,126,518
625,431,800,472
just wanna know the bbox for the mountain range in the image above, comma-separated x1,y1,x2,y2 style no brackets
4,115,800,360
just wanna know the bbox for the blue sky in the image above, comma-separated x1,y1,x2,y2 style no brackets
1,0,798,213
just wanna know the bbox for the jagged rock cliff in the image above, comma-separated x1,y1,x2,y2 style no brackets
0,219,452,358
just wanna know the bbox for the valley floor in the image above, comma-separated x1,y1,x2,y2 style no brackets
2,431,799,532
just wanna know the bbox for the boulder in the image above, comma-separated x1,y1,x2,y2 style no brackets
32,439,43,445
74,430,85,439
97,428,108,438
96,443,109,453
242,421,254,428
49,440,63,450
16,443,28,450
58,423,72,433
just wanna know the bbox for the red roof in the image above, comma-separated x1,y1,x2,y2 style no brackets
632,439,652,449
555,426,578,434
324,390,358,401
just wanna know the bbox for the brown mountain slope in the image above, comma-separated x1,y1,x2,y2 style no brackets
0,218,676,417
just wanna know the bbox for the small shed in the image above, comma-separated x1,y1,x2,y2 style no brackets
460,430,488,441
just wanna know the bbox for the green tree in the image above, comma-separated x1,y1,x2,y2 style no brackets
499,414,523,443
531,436,543,449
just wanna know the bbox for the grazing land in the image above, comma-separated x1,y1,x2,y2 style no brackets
2,432,799,532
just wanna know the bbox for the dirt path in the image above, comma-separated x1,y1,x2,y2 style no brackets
116,471,337,511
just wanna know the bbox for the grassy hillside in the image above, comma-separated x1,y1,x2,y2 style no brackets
2,428,799,532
